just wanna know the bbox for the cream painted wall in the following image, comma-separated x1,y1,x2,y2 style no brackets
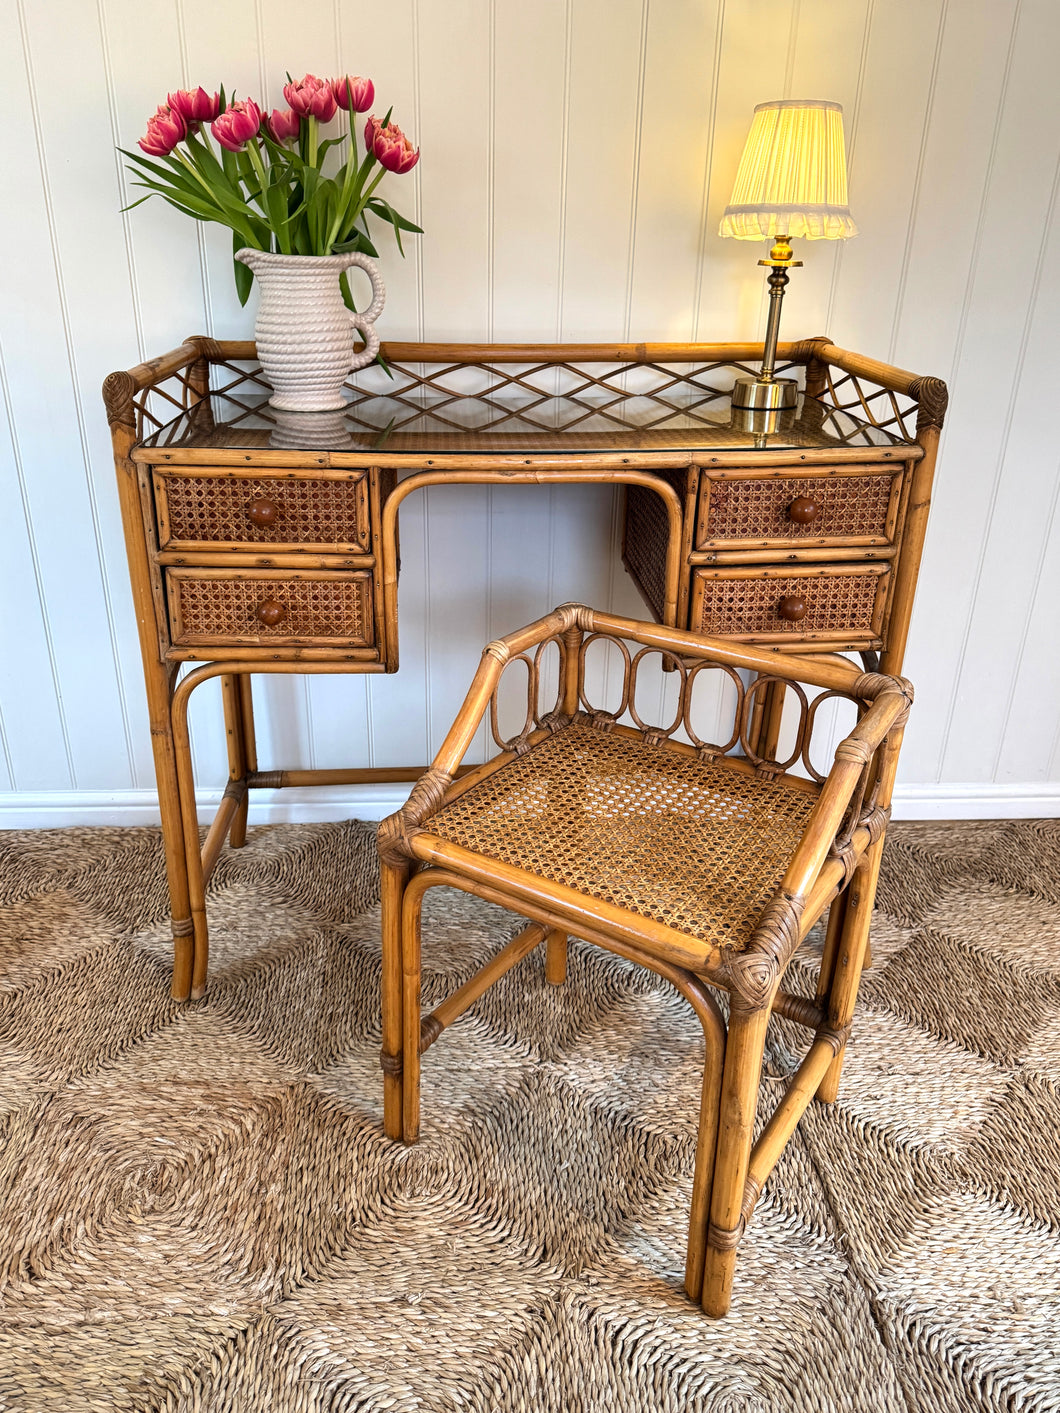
1,0,1058,824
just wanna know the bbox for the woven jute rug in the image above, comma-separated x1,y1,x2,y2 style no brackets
0,820,1059,1412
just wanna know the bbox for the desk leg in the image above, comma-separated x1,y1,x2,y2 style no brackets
150,662,195,1001
222,674,250,849
381,859,410,1140
171,676,210,1001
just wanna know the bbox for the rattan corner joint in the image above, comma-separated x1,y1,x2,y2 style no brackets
377,603,913,1318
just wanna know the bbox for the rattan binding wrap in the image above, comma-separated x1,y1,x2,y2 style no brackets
157,473,371,549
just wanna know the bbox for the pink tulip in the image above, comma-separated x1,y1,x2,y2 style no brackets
138,103,186,157
265,107,300,143
364,116,419,174
167,87,222,124
283,74,337,122
330,74,374,113
210,98,262,152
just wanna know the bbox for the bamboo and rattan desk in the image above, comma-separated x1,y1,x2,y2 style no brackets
103,339,946,999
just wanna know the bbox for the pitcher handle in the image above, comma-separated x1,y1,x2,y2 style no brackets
344,252,386,372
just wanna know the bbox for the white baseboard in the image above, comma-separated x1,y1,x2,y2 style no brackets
0,781,1058,830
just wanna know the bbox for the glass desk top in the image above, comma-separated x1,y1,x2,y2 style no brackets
140,360,909,456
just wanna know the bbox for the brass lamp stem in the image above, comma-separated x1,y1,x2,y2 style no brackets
730,234,803,412
760,234,799,381
760,265,788,382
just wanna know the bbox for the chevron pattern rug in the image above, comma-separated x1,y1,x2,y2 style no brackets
0,819,1058,1412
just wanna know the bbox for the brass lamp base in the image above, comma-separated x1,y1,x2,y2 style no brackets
730,375,798,411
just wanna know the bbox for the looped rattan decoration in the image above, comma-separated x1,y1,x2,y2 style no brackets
625,648,687,743
682,660,745,760
487,635,573,753
800,689,866,783
739,675,810,776
487,621,895,795
577,632,633,723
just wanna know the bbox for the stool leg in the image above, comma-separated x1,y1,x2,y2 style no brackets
818,840,883,1105
683,981,727,1304
153,667,195,1001
381,859,409,1141
814,889,849,1007
545,928,568,985
701,1001,770,1318
400,884,424,1143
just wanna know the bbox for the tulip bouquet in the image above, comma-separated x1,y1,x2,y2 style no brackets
123,74,421,305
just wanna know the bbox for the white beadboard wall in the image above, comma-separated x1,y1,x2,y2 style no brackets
1,0,1059,826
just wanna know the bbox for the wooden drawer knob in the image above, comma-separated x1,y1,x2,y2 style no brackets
788,495,821,524
778,594,808,622
247,496,282,527
254,598,287,627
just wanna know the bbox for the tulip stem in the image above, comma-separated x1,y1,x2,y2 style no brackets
307,115,319,170
173,146,221,204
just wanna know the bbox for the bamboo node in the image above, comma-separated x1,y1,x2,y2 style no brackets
171,918,194,938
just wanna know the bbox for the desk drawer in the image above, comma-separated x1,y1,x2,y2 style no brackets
690,563,889,645
155,469,371,552
166,568,375,647
696,466,901,550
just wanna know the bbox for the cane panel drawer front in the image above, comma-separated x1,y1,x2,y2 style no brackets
166,567,375,648
154,467,372,552
696,464,902,550
690,563,890,646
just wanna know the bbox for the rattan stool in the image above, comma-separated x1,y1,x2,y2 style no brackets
378,604,912,1317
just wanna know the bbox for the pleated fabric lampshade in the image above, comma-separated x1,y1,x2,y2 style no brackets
720,100,857,241
720,100,857,411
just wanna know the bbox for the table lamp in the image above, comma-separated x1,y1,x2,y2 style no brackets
720,99,857,410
